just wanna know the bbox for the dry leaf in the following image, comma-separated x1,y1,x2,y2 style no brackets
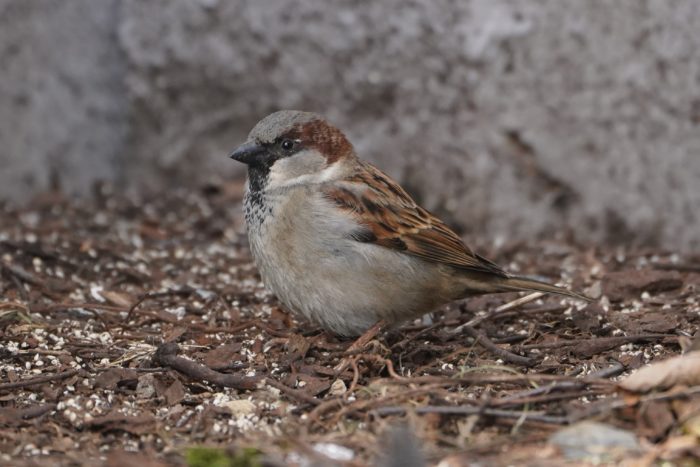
95,368,139,390
286,333,310,359
86,412,156,435
162,379,186,406
222,399,256,416
163,326,188,343
201,342,243,367
683,415,700,437
99,290,134,308
619,351,700,393
637,401,675,440
328,379,347,396
106,451,169,467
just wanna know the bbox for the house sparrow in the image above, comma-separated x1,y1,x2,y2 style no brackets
230,110,588,337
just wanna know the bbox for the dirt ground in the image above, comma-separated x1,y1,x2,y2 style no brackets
1,182,699,466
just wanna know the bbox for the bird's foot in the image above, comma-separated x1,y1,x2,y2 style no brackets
333,319,387,374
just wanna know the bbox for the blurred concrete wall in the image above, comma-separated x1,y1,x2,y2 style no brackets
1,0,699,251
0,0,128,195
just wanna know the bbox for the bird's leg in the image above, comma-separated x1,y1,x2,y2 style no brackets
334,320,387,374
346,319,386,353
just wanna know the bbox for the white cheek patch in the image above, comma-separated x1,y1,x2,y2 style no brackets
267,150,341,189
317,161,343,181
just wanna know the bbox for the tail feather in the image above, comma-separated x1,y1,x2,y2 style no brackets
494,275,592,302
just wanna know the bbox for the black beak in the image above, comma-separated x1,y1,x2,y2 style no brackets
229,142,266,165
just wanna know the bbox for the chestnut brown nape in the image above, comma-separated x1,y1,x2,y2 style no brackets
248,110,354,163
289,119,354,163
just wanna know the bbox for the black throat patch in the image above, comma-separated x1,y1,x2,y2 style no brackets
244,163,271,226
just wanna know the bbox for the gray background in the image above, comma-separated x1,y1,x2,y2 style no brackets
1,0,699,251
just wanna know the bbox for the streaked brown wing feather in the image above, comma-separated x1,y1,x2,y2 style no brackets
322,161,507,277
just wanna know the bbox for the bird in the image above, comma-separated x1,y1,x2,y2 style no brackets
229,110,589,337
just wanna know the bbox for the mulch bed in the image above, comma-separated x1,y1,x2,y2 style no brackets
1,183,699,466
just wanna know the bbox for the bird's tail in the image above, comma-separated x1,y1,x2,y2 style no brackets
491,275,592,302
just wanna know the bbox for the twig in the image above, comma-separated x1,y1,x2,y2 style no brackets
566,385,700,424
0,260,43,286
334,320,386,373
375,405,569,425
0,369,80,391
461,325,536,367
123,289,194,323
7,272,29,302
15,349,71,357
587,361,626,379
451,297,567,333
32,302,127,314
344,320,386,355
344,357,361,401
515,334,674,351
265,378,320,406
390,323,443,350
20,403,57,419
0,240,77,269
350,353,410,381
654,263,700,273
492,362,624,406
381,372,617,387
307,398,344,429
495,292,545,313
152,343,259,390
382,356,408,380
493,388,613,408
495,381,580,404
321,383,453,427
0,403,57,422
0,261,35,302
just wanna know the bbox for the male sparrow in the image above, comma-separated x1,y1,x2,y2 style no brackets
230,110,588,337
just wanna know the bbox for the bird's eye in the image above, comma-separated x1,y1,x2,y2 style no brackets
281,139,295,151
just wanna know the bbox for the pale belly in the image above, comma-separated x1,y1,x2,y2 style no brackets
245,189,459,336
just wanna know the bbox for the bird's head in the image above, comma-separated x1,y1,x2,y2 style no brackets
229,110,354,189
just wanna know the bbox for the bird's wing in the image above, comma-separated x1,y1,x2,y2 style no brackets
322,161,507,277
